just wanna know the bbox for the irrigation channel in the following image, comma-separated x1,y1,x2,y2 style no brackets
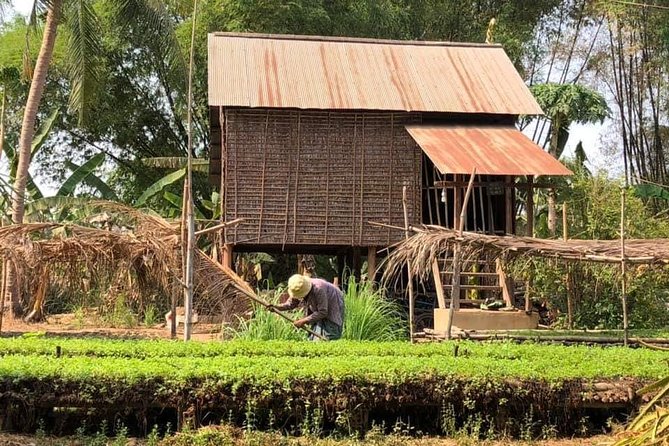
0,336,665,439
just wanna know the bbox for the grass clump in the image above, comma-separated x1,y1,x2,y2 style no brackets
226,278,405,341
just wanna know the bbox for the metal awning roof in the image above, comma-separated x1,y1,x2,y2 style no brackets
405,125,572,176
208,33,543,115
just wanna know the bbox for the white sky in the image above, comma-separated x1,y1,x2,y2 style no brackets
10,0,32,16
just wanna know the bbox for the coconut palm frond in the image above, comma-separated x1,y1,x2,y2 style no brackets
64,0,102,125
142,157,209,173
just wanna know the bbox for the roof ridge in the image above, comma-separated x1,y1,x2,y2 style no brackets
209,32,502,48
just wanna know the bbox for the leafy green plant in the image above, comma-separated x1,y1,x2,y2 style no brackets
342,278,405,341
143,304,159,327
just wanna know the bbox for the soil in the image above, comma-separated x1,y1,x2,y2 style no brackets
0,432,616,446
0,313,222,341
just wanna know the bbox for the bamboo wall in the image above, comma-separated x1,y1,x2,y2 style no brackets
219,108,422,248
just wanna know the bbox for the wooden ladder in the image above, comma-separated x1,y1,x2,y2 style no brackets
431,255,514,309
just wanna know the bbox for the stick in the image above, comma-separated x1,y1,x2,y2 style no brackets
563,203,573,330
194,218,244,237
228,280,327,341
447,168,477,340
620,188,629,347
196,250,327,341
402,186,416,343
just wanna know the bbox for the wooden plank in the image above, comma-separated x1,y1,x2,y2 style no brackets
431,260,447,309
496,258,513,307
443,284,502,291
441,271,499,277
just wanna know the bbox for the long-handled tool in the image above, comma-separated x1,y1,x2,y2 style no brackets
198,252,328,341
230,283,328,341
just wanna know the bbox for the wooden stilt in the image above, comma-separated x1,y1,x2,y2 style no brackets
505,175,514,235
526,176,534,237
222,244,234,270
337,253,346,285
367,246,377,284
453,175,462,230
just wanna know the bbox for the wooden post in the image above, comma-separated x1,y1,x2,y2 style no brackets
336,253,346,285
620,188,629,346
222,244,233,270
563,203,573,329
496,259,513,308
367,246,377,284
402,186,415,342
524,176,534,313
447,169,477,339
453,175,462,230
431,260,446,309
526,176,534,237
505,176,514,235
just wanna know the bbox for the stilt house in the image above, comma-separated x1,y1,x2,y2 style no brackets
207,33,571,291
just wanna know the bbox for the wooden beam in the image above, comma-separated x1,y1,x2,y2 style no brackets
402,186,416,342
496,258,514,308
526,177,534,237
505,176,514,235
431,260,447,309
434,181,558,189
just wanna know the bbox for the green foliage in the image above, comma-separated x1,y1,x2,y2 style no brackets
228,279,404,341
531,83,610,127
525,168,669,330
227,290,303,342
1,337,668,381
342,278,405,341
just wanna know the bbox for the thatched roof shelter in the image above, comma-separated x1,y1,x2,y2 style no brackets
0,202,250,321
383,225,669,284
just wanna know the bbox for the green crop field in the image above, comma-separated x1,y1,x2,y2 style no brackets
0,336,666,437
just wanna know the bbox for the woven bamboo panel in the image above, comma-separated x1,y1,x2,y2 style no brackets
222,109,421,248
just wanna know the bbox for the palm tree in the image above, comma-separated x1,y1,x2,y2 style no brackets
6,0,185,317
530,83,610,236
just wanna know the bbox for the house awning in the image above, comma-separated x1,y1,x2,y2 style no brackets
405,125,572,176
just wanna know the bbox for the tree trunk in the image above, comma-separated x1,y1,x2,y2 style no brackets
6,0,62,318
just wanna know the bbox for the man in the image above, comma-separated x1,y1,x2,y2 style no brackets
271,274,345,340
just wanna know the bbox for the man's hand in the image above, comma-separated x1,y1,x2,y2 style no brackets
293,318,308,328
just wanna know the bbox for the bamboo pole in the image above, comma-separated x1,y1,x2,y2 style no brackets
182,0,198,341
563,203,573,330
194,218,244,237
402,185,416,342
447,168,476,339
621,188,629,347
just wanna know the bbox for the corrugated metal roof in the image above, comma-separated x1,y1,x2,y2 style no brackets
405,125,572,176
208,33,543,115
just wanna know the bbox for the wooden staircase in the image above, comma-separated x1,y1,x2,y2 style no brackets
432,255,514,309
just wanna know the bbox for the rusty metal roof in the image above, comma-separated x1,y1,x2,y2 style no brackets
405,125,572,176
208,33,543,115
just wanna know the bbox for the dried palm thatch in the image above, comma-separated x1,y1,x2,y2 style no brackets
0,201,249,321
382,225,669,286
